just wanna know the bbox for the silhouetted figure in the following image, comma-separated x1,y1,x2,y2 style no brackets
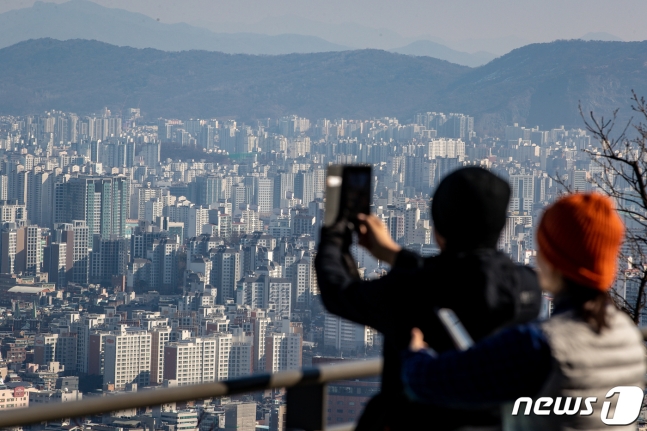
402,193,646,431
315,167,542,431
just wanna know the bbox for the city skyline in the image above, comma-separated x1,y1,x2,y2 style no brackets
0,99,643,428
0,2,645,428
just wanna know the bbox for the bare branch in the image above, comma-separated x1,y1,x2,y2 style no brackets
581,92,647,324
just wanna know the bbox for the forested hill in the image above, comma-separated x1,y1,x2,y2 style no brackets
1,38,646,133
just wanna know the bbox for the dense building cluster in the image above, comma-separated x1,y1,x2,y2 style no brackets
0,106,632,430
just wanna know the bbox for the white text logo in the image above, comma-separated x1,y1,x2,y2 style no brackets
511,386,644,426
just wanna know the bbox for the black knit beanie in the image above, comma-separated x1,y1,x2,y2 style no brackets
431,167,510,251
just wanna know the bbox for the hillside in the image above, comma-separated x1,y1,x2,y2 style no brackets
0,39,466,120
439,40,647,134
0,38,646,133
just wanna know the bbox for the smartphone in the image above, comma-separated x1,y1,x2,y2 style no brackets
340,165,372,222
324,165,372,227
437,308,474,351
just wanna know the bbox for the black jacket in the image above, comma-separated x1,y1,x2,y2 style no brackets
314,228,541,431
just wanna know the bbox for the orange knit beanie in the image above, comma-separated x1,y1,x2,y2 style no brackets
536,193,625,291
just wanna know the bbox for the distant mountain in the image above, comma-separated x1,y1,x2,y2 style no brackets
434,35,532,57
0,0,349,54
580,32,624,42
0,39,466,120
1,39,646,135
0,1,496,65
197,15,412,51
438,40,647,134
195,15,527,57
391,41,497,67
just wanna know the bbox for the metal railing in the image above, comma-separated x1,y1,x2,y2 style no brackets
0,358,383,430
1,328,645,429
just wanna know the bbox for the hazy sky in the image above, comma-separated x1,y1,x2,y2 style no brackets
2,0,647,42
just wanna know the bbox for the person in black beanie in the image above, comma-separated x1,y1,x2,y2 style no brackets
315,166,541,431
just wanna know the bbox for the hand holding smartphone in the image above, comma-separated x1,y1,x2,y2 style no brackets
324,165,372,228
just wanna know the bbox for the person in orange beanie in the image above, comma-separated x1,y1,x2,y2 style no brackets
401,192,646,431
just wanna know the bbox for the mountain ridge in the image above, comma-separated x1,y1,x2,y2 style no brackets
0,0,350,55
438,39,647,134
1,38,646,135
0,0,494,65
0,38,466,121
390,40,497,68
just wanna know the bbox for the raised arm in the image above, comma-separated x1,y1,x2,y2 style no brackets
315,221,423,332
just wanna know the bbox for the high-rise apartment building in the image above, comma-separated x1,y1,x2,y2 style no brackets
90,235,128,286
195,175,223,207
0,176,9,202
570,169,590,192
163,337,217,386
133,184,163,220
44,242,67,287
148,237,181,292
34,333,77,372
427,139,466,159
214,333,233,381
24,225,42,275
0,200,27,224
137,142,161,168
291,253,317,312
71,313,106,374
188,206,210,239
324,312,374,355
255,178,273,214
57,176,130,247
229,332,253,379
264,331,302,373
252,314,270,372
268,278,292,320
237,275,292,320
87,330,116,377
273,172,294,210
27,170,54,228
211,247,242,304
237,275,266,310
0,223,24,274
404,207,420,245
150,326,172,385
69,221,90,285
223,403,256,431
103,328,152,390
294,170,315,205
509,174,535,213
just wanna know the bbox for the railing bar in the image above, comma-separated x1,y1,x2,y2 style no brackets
317,359,382,383
268,369,307,390
223,374,272,393
0,381,229,428
325,424,356,431
0,358,382,428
